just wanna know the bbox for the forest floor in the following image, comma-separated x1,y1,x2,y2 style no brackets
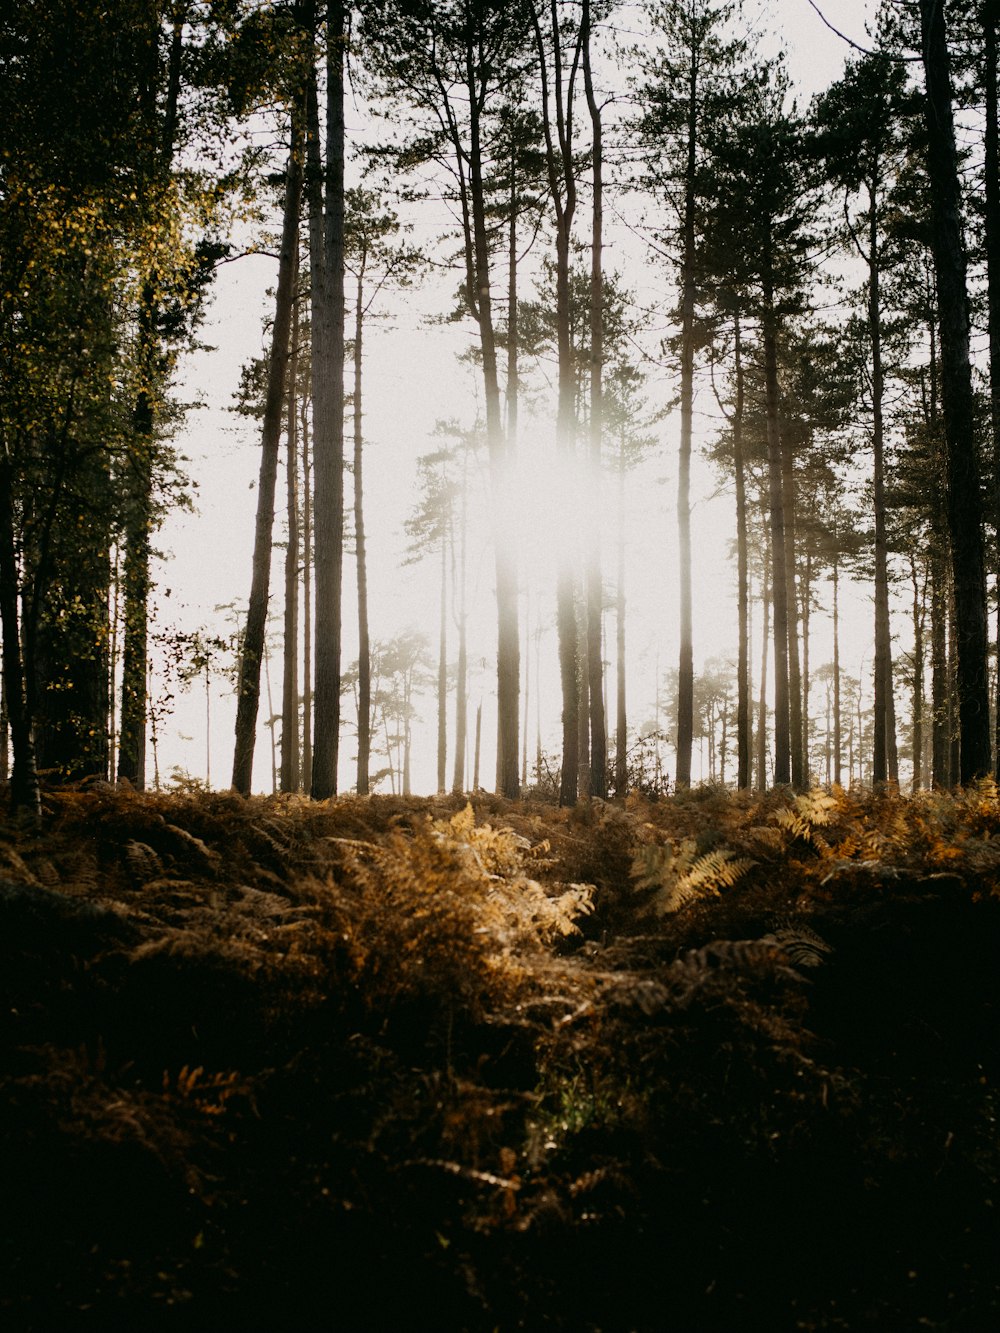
0,781,999,1331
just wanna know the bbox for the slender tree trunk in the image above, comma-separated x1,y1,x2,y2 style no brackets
801,552,812,782
354,267,372,795
931,544,949,786
582,0,606,798
301,371,313,793
781,430,803,789
309,4,346,799
869,186,897,786
233,109,304,795
733,314,750,789
763,294,791,785
984,0,1000,779
533,0,580,804
615,426,628,795
0,456,39,815
264,637,277,794
118,9,185,790
459,33,520,800
473,700,482,790
949,579,961,783
522,586,530,788
674,42,698,791
910,553,925,791
756,541,771,793
833,547,843,786
452,447,468,793
577,590,590,796
920,0,992,781
437,532,447,792
281,273,301,793
0,671,9,784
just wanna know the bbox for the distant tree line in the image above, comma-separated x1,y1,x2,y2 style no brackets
2,0,1000,811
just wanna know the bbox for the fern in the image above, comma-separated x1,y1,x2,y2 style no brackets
631,839,754,916
772,788,842,851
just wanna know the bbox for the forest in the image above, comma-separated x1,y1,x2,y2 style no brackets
2,0,1000,1330
0,0,997,806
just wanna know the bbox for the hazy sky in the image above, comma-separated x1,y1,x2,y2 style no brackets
160,0,878,794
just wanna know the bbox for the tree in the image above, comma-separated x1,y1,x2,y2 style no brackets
704,65,817,787
233,91,306,795
308,1,347,799
405,445,460,793
640,0,744,788
344,186,425,793
361,0,529,799
918,0,992,781
815,47,920,786
0,0,231,809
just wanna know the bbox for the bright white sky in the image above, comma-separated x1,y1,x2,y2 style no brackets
159,0,879,795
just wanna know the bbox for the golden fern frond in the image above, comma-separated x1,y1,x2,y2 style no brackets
630,841,753,916
685,847,756,894
773,788,843,848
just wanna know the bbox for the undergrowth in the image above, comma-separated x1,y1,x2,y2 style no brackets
1,782,999,1330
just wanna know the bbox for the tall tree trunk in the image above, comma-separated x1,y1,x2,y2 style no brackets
673,40,698,790
118,7,185,790
309,4,347,799
931,543,949,786
533,0,580,804
920,0,992,781
910,553,925,791
582,0,606,798
0,455,39,815
281,276,301,793
733,313,750,789
984,0,1000,779
460,38,519,800
781,430,803,789
801,551,812,782
763,292,791,785
756,540,771,792
354,267,371,795
301,368,313,793
232,108,303,795
615,424,628,795
833,546,843,786
948,579,961,783
473,700,482,790
452,447,468,793
437,532,447,793
868,184,897,786
577,590,590,796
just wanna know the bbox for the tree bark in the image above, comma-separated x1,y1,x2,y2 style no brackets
674,25,698,790
920,0,992,781
763,295,791,786
615,422,628,795
733,314,751,789
353,266,371,794
582,0,607,798
533,0,580,804
301,364,313,794
309,3,346,799
984,0,1000,779
232,108,303,795
832,546,843,786
755,539,771,792
281,273,301,793
117,7,185,790
0,454,40,816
